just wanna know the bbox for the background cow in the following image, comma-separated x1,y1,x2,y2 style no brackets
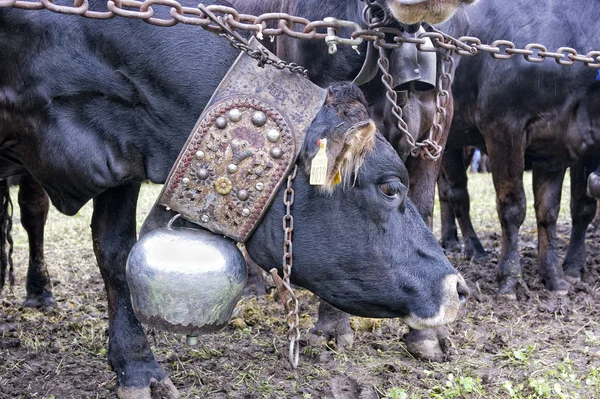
0,0,470,396
0,175,54,307
438,0,600,297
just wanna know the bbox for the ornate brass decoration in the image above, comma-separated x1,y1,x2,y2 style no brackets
215,176,233,195
159,39,327,242
160,98,296,241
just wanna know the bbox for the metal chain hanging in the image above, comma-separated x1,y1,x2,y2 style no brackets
281,165,300,369
270,165,300,369
366,0,448,160
422,48,454,161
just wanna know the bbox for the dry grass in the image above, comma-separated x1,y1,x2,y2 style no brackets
1,172,599,399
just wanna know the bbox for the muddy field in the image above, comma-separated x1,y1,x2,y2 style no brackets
1,173,599,399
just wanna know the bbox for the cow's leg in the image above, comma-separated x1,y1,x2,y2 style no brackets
485,130,527,298
438,171,460,251
0,179,14,292
440,148,486,260
405,154,443,228
92,184,178,399
244,256,267,297
19,175,55,308
309,300,354,350
563,159,598,282
532,165,569,293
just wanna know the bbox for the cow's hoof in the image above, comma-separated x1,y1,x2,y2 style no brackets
23,293,57,308
404,328,449,363
496,279,518,301
309,323,354,351
465,248,488,262
539,293,571,315
563,267,582,284
441,238,461,253
464,240,487,262
497,277,531,301
544,278,570,296
117,378,180,399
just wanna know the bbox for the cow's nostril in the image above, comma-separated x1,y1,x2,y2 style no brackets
457,278,470,304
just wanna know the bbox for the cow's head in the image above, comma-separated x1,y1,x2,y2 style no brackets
383,0,478,24
245,82,468,329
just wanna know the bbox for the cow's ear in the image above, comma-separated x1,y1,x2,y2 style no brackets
307,120,377,193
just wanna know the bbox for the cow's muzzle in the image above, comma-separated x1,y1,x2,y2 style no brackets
403,274,469,329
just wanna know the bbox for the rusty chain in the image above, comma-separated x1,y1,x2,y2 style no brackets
375,46,416,152
198,4,309,78
267,165,300,369
2,0,599,69
280,165,300,369
368,0,448,160
3,0,600,160
424,49,454,161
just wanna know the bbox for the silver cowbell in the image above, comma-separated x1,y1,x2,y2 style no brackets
126,224,247,335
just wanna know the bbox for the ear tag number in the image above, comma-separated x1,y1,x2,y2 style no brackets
310,138,328,185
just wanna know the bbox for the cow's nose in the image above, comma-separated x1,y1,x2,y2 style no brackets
456,274,470,304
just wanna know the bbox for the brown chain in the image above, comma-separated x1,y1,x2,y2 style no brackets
3,0,600,160
422,49,454,161
280,165,300,369
367,0,445,160
198,4,309,78
3,0,600,70
375,45,417,153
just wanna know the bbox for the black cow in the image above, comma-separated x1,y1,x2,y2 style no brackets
0,175,54,307
0,1,469,396
438,0,600,297
232,0,473,361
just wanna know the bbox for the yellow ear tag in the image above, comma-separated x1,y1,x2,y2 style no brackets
333,170,341,185
310,138,328,185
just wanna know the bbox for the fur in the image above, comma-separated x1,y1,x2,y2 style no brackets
387,0,478,24
325,120,377,192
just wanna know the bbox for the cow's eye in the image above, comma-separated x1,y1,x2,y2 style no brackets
378,180,407,201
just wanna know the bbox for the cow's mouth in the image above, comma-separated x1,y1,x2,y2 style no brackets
402,274,469,329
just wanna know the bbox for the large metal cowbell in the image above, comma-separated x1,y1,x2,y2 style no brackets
159,38,327,242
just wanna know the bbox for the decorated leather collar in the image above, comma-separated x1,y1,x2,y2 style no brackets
159,39,327,242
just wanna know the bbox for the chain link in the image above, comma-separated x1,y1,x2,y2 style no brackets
419,49,454,161
375,45,416,151
2,0,599,69
281,165,300,369
197,4,309,78
368,0,446,160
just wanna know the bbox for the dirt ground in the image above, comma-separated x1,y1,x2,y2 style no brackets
1,173,600,399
